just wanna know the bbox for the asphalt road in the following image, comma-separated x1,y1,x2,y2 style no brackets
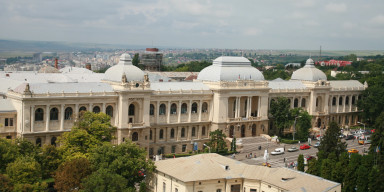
234,138,370,168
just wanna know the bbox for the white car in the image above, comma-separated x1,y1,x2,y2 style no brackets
288,146,299,152
271,148,285,155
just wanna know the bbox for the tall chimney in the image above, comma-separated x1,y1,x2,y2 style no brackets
55,58,58,69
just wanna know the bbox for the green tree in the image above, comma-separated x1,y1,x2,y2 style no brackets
82,168,130,192
230,137,237,152
54,158,92,192
88,142,155,188
269,97,291,137
306,158,319,176
318,122,347,158
139,182,147,192
369,165,384,192
132,53,140,67
343,153,361,192
6,156,42,185
0,139,18,173
58,112,116,158
369,112,384,158
356,164,369,192
320,159,334,180
39,144,63,179
297,154,304,171
208,130,227,152
0,174,13,192
294,109,312,140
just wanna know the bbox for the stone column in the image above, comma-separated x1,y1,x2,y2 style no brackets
257,97,261,117
188,100,192,122
342,96,346,112
31,105,35,133
102,103,106,113
336,95,340,113
89,103,93,112
75,104,79,120
167,101,171,123
45,105,50,132
178,100,182,123
156,101,160,124
249,96,252,117
198,100,202,122
291,97,294,108
60,104,65,131
349,95,353,112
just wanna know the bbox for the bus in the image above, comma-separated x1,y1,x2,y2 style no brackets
358,135,371,145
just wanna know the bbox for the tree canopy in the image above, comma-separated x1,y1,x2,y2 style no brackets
208,130,227,152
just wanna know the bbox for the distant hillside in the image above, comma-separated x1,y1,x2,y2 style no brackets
0,39,149,52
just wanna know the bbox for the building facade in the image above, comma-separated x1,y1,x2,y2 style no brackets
0,54,365,156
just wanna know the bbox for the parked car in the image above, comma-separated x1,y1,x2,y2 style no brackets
288,146,299,152
300,144,311,150
305,155,315,161
271,148,284,155
348,149,359,154
345,135,355,140
314,142,321,148
339,134,346,138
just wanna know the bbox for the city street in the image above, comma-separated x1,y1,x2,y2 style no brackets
233,137,371,168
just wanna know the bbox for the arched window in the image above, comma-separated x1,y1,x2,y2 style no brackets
36,138,42,147
50,107,59,120
192,127,196,137
202,102,208,113
170,128,175,138
229,125,234,138
202,126,206,136
132,132,138,141
181,128,185,137
51,137,57,146
181,103,187,114
79,106,87,112
339,97,343,105
150,130,153,140
252,124,257,136
129,104,135,116
345,96,349,105
316,98,319,107
294,98,299,108
106,105,113,117
150,104,155,116
159,129,164,139
93,106,100,113
301,98,306,107
191,102,197,113
332,97,337,106
352,96,356,105
241,125,245,137
159,104,166,115
64,107,73,120
35,108,44,121
171,103,177,114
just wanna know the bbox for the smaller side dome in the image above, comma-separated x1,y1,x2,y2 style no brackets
291,58,327,81
103,53,144,82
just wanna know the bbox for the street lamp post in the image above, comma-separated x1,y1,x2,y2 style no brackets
293,116,301,141
203,144,211,153
357,121,365,131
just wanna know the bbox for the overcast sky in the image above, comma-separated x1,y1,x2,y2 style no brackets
1,0,384,50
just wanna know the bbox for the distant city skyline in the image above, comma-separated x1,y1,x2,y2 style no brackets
1,0,384,50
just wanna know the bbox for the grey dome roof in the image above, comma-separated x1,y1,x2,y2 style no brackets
103,53,144,82
197,56,264,81
291,58,327,81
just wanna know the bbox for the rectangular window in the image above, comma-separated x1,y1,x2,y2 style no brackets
171,145,176,153
5,118,8,126
9,118,13,126
163,182,166,192
250,189,257,192
182,144,187,152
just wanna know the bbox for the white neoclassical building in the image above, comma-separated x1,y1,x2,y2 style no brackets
0,54,365,155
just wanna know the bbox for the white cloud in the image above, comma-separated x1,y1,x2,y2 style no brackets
325,3,347,13
243,28,262,36
370,14,384,25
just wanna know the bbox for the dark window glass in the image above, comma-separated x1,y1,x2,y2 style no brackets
132,132,138,141
50,108,59,120
93,106,100,113
150,104,154,115
35,108,44,121
129,104,135,116
65,107,73,120
106,105,113,117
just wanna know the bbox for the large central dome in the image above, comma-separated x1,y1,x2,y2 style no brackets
197,56,264,81
291,58,327,81
103,53,144,82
